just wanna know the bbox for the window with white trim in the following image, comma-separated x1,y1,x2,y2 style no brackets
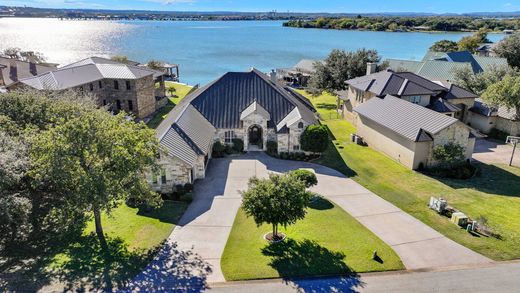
293,145,300,151
224,130,235,143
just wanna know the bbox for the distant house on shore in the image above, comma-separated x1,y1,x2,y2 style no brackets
386,50,508,82
276,59,322,87
7,57,168,119
476,43,498,57
151,68,318,191
0,56,57,87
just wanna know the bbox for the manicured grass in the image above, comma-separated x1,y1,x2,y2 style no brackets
303,91,520,261
49,201,188,288
221,198,403,281
84,201,187,251
147,82,193,129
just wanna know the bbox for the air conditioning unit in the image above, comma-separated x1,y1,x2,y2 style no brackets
429,197,447,213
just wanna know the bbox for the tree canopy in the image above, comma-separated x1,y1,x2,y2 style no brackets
432,142,466,169
300,125,329,153
2,47,47,63
0,90,162,251
458,30,490,53
453,64,518,95
494,33,520,68
430,40,459,52
289,169,318,188
241,174,312,240
481,75,520,118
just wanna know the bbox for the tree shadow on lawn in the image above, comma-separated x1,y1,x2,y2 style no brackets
308,197,334,211
55,235,212,292
316,103,338,110
429,162,520,197
261,239,364,292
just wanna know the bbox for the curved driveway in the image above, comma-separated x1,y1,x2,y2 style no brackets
131,152,491,290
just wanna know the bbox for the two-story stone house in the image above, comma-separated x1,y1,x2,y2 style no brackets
7,57,166,119
151,68,318,192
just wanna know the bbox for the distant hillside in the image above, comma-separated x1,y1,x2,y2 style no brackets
2,5,520,20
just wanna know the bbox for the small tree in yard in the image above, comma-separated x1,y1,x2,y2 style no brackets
300,125,329,154
481,75,520,119
432,142,466,169
241,174,312,241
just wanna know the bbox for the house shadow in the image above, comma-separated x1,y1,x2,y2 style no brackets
261,239,364,292
431,162,520,197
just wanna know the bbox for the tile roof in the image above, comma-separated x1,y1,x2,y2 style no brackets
354,95,458,142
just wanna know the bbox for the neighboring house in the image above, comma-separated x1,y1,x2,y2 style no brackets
354,95,475,170
151,68,318,191
386,50,508,82
276,59,321,87
468,99,520,136
341,69,478,124
8,57,167,119
476,43,498,57
0,56,57,87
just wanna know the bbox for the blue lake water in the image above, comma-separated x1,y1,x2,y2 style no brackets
0,18,505,85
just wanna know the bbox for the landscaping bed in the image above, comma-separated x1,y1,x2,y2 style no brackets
221,199,403,281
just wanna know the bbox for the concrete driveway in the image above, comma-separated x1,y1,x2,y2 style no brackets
473,138,519,166
131,152,491,290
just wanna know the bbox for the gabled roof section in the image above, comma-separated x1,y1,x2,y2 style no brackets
354,95,459,142
346,70,443,97
427,98,461,113
240,101,271,120
17,56,164,90
188,68,316,129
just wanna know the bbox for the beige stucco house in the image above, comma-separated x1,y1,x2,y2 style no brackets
151,68,318,192
468,99,520,136
355,95,475,170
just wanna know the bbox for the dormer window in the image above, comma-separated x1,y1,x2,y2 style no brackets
298,122,304,129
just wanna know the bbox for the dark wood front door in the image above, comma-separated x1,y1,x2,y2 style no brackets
249,125,262,146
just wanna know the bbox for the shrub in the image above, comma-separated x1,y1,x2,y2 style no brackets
432,142,466,169
232,138,244,153
266,140,278,156
489,128,509,141
212,141,225,158
289,169,318,188
180,193,193,203
184,183,194,193
300,125,329,153
175,184,185,195
280,152,289,160
224,144,234,155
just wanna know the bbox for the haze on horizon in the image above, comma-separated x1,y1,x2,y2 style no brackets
3,0,520,14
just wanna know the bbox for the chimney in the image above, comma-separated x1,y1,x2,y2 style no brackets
9,59,18,82
269,69,277,83
366,62,377,75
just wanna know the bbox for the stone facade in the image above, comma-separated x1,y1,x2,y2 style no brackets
149,151,208,193
496,117,520,136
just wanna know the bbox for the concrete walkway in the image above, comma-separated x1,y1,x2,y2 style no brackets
473,138,519,166
130,152,491,291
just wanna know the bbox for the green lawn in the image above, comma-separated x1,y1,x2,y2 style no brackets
147,82,193,129
302,90,520,261
49,201,187,289
221,198,403,281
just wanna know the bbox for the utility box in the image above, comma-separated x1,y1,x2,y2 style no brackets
451,212,468,227
429,197,447,213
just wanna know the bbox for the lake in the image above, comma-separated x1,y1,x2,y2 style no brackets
0,18,506,85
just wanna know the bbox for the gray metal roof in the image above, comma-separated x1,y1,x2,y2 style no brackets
354,95,459,142
346,70,445,97
427,98,461,113
17,57,164,90
0,56,56,86
190,68,316,129
156,68,317,165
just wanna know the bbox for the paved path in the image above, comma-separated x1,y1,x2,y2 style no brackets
130,152,490,291
473,138,519,166
209,261,520,293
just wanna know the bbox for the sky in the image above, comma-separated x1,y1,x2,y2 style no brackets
3,0,520,14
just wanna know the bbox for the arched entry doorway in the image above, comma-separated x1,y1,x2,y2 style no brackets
248,125,263,148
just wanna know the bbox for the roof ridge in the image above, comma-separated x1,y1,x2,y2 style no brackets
171,124,204,156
